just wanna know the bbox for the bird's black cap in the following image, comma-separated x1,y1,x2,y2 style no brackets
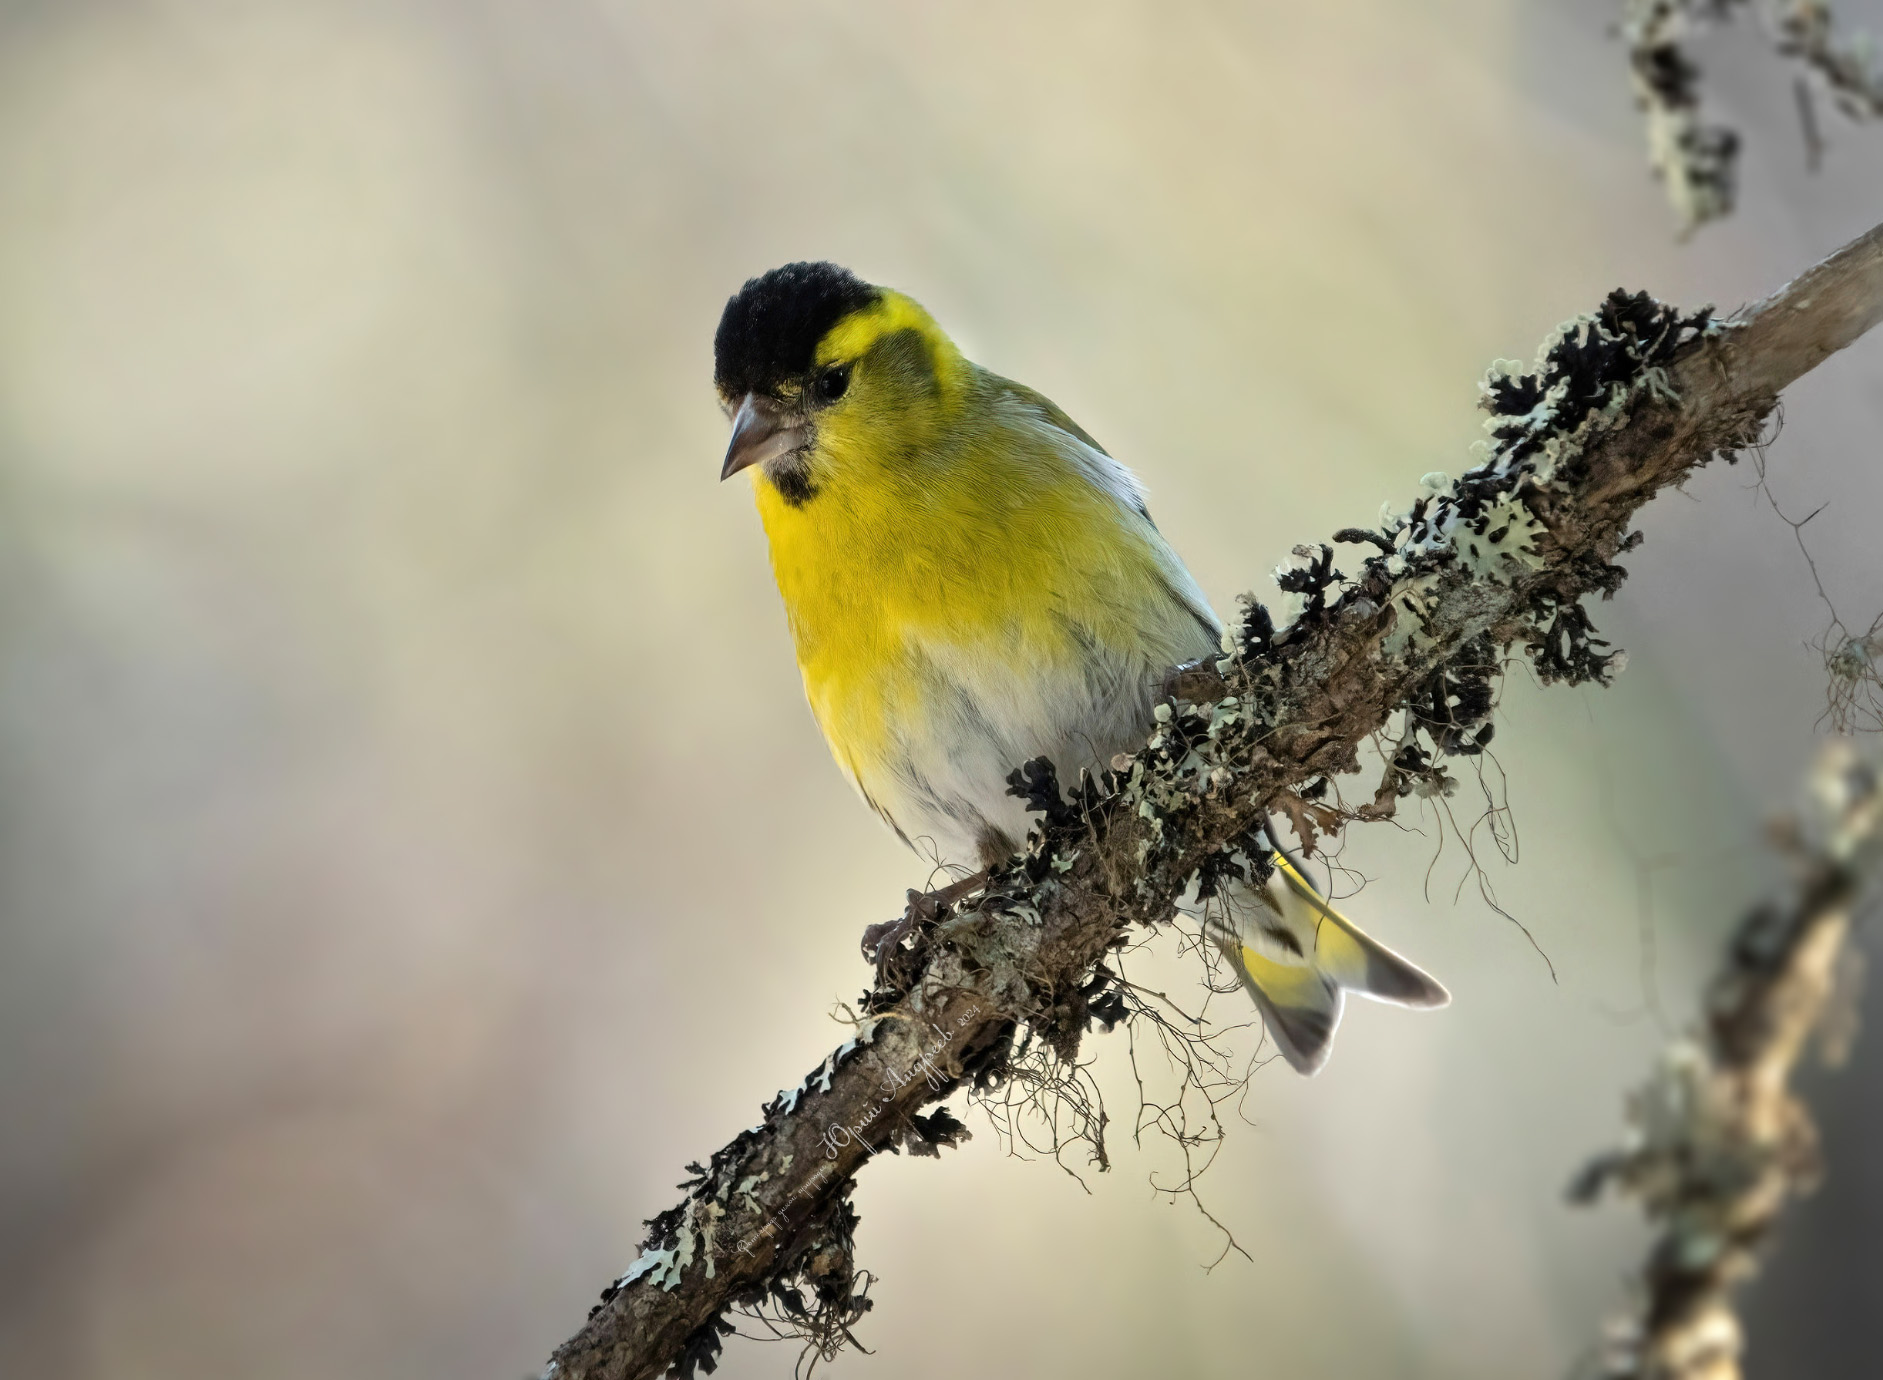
714,261,879,399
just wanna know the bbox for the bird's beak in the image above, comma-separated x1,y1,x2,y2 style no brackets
721,393,807,481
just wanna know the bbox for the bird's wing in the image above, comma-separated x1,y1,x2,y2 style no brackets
982,371,1222,655
846,368,1224,868
991,376,1117,458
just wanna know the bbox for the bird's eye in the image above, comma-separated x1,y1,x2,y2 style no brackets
813,364,851,404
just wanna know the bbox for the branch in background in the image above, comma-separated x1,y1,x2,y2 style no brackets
1623,0,1883,233
1572,740,1882,1380
543,223,1883,1380
1624,1,1743,232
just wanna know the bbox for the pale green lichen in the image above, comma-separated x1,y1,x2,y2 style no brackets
619,1194,724,1291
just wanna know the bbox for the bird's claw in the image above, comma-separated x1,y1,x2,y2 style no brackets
860,903,922,967
860,872,990,972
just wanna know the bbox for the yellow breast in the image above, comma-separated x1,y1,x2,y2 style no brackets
752,403,1163,790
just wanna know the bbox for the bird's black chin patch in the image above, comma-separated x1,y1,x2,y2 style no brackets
767,454,818,507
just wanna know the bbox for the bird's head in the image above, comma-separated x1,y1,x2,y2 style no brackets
713,262,965,506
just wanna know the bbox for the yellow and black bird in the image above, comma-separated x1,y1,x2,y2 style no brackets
714,261,1446,1073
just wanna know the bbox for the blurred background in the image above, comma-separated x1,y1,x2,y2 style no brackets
0,1,1879,1376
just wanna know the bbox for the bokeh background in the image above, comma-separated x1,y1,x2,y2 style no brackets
1,1,1880,1376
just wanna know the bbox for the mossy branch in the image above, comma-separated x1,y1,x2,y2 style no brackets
1573,739,1881,1380
543,221,1883,1380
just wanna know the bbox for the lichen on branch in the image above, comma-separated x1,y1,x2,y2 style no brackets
543,221,1883,1380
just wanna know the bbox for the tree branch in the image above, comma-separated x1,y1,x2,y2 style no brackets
543,220,1883,1380
1572,739,1882,1380
1623,0,1883,234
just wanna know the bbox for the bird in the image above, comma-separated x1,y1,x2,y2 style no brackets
713,260,1446,1074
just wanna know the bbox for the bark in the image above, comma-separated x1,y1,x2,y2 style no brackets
544,220,1883,1380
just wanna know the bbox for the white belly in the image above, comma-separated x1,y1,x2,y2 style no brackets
855,626,1191,870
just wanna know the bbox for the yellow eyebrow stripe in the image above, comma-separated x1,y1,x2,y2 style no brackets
815,290,947,367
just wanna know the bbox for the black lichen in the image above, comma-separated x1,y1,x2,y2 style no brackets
900,1106,972,1158
672,1313,737,1379
1274,544,1345,623
1192,830,1276,903
1081,963,1131,1032
1477,290,1712,475
1006,757,1087,831
1333,526,1398,555
1410,636,1499,754
1236,596,1276,658
1531,602,1621,687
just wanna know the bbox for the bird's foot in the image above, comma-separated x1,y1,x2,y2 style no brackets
1159,657,1227,707
861,869,991,970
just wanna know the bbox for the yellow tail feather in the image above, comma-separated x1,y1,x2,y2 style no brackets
1205,852,1447,1074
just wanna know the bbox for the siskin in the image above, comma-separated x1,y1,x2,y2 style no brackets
714,262,1445,1073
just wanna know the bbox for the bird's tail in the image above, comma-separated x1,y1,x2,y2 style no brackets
1204,852,1448,1075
